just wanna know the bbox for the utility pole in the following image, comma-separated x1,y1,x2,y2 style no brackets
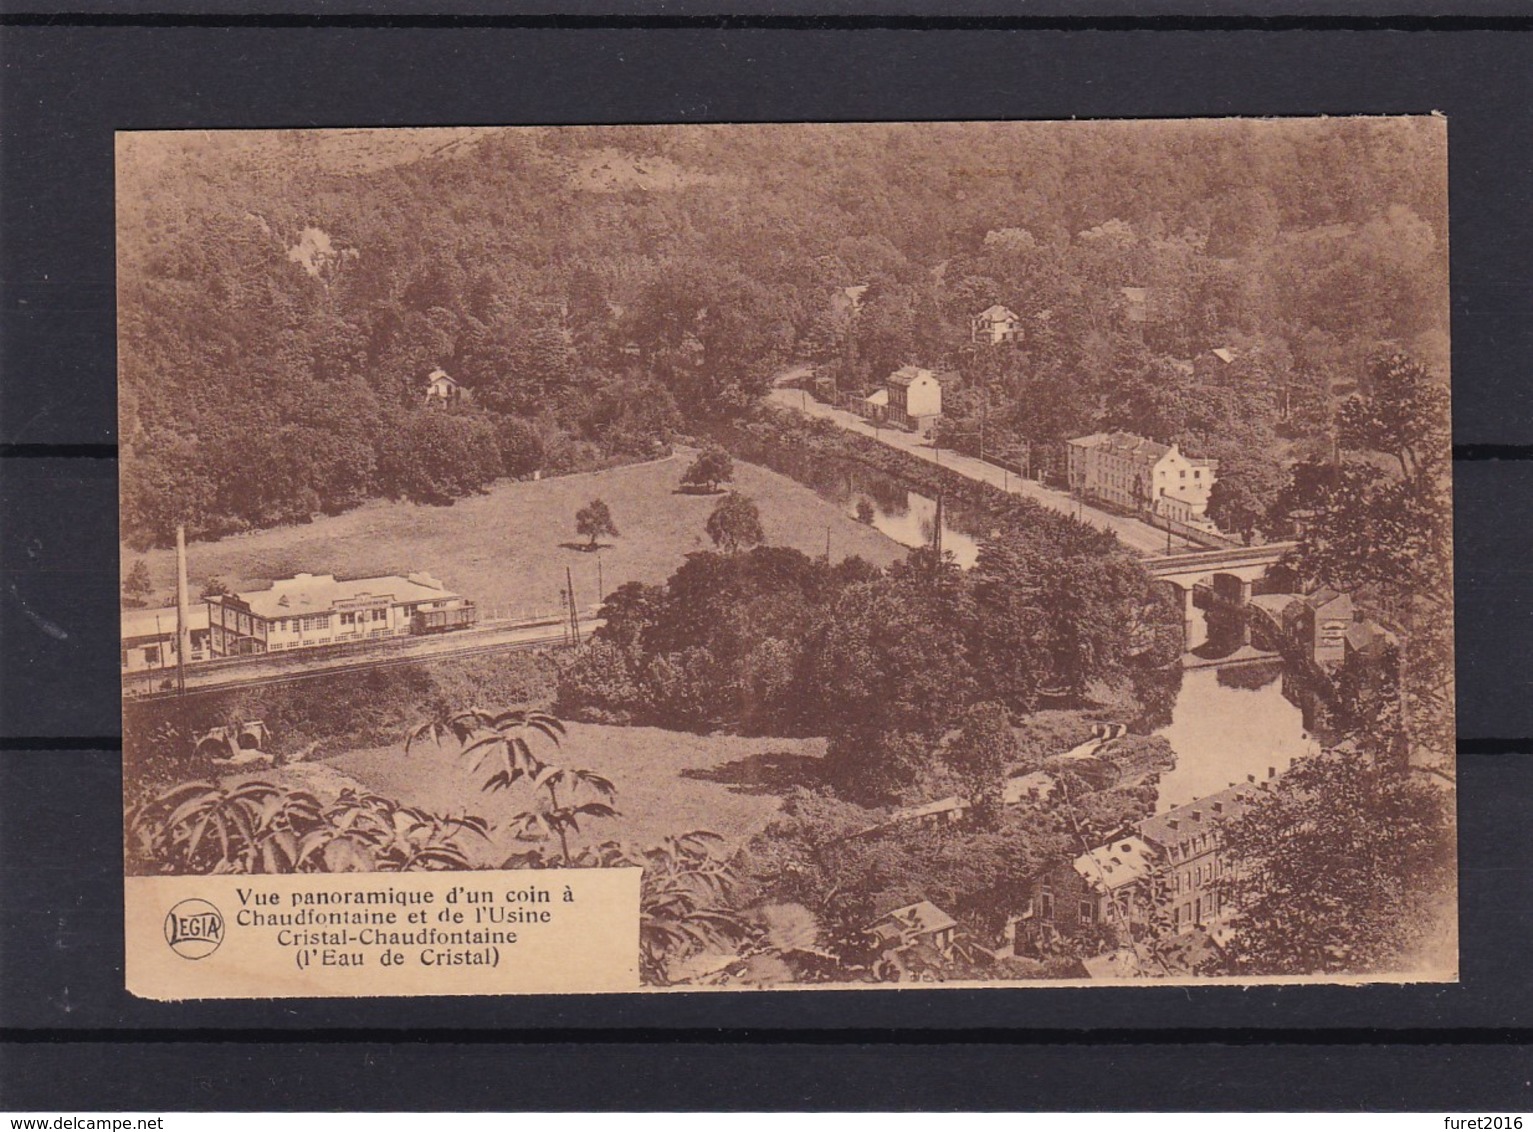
175,524,190,696
566,566,581,647
597,554,604,601
825,525,831,562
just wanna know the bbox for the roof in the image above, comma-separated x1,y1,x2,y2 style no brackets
224,572,455,621
1072,835,1155,892
1121,287,1149,302
1073,430,1173,462
975,304,1018,321
867,900,958,938
1138,782,1261,850
1303,587,1348,611
887,365,936,388
1249,593,1303,618
1346,620,1398,652
426,368,458,386
1210,347,1238,364
1082,948,1144,979
122,604,210,640
863,388,889,407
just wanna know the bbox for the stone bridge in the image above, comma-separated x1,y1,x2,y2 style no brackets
1144,542,1297,649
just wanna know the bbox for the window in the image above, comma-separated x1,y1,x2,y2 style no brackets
372,608,387,622
1194,469,1202,479
301,614,329,632
1078,901,1096,924
1038,888,1054,921
143,646,161,666
340,612,356,626
1179,470,1186,479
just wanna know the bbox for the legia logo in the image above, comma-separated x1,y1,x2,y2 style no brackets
164,898,224,960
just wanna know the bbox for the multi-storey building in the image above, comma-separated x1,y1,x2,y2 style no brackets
206,571,474,657
885,365,944,433
1027,777,1269,945
1066,431,1219,525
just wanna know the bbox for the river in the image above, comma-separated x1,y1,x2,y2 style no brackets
1152,605,1322,812
722,429,986,567
726,428,1320,811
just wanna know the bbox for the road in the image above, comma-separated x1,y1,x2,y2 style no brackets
767,386,1201,557
124,613,598,699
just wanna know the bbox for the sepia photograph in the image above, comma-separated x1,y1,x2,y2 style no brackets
117,119,1455,993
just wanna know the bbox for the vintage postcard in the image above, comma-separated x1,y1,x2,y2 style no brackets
119,120,1454,998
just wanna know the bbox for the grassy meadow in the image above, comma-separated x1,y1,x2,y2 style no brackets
304,722,827,861
123,452,905,619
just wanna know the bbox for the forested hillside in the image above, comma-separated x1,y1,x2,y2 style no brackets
118,120,1447,548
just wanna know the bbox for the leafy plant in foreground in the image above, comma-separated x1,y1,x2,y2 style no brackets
408,707,617,864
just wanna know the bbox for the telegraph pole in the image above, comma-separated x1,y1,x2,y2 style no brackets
565,566,581,647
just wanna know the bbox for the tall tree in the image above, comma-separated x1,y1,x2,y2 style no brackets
1219,747,1454,976
680,446,734,494
575,499,620,549
944,701,1020,827
123,560,154,608
1287,352,1452,770
705,492,765,554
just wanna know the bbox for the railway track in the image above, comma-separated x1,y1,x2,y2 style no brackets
125,627,577,702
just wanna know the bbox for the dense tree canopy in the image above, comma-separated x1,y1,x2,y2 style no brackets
120,121,1446,548
1220,747,1454,975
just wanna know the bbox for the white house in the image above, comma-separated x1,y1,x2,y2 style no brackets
886,365,943,432
1066,431,1218,524
970,304,1023,345
424,367,462,405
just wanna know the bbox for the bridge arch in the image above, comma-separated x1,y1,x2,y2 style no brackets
1143,543,1294,652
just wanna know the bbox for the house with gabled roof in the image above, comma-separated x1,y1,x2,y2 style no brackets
864,899,959,959
1066,431,1218,524
885,365,944,433
1026,776,1274,952
424,367,463,405
970,304,1023,345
